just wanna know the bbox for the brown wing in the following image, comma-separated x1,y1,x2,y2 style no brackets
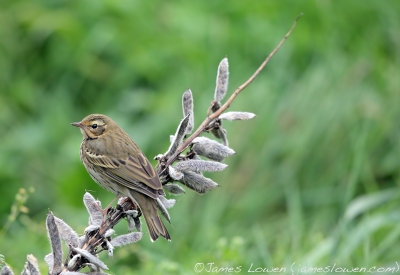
84,149,164,199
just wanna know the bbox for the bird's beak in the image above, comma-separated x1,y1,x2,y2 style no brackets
71,122,83,128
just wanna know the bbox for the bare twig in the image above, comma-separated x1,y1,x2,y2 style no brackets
161,13,303,172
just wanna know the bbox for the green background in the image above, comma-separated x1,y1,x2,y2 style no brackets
1,0,400,274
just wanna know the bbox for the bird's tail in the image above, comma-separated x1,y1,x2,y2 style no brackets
130,191,171,242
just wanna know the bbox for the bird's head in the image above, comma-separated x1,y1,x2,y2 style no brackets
71,114,116,139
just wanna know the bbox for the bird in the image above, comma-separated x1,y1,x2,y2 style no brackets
71,114,170,241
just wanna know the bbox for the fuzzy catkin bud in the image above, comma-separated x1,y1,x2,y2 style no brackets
124,209,138,217
156,198,171,222
46,212,63,275
168,165,184,181
192,137,235,161
134,217,142,232
182,89,194,134
67,254,81,270
165,115,190,157
214,58,229,103
72,248,109,270
84,224,100,233
180,171,218,193
0,266,14,275
159,195,176,209
83,192,103,227
127,215,135,232
219,111,256,121
174,160,227,173
164,183,186,195
104,229,115,238
60,272,90,275
106,241,114,257
220,128,229,146
54,217,80,248
21,254,40,275
110,232,143,247
44,254,53,274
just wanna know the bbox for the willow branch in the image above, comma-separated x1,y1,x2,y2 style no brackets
63,199,136,272
162,13,303,171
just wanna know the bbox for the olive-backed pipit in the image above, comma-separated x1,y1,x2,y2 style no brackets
72,114,170,241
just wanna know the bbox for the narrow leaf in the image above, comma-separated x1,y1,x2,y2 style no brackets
345,188,400,221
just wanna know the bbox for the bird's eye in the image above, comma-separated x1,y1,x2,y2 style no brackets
91,124,98,129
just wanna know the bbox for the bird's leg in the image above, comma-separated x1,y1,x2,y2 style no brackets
101,196,120,221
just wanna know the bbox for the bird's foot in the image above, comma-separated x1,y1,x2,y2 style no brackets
117,197,138,211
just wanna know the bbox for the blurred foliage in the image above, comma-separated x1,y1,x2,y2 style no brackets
1,0,400,274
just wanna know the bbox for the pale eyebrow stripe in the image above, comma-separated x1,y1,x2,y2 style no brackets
91,120,105,126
